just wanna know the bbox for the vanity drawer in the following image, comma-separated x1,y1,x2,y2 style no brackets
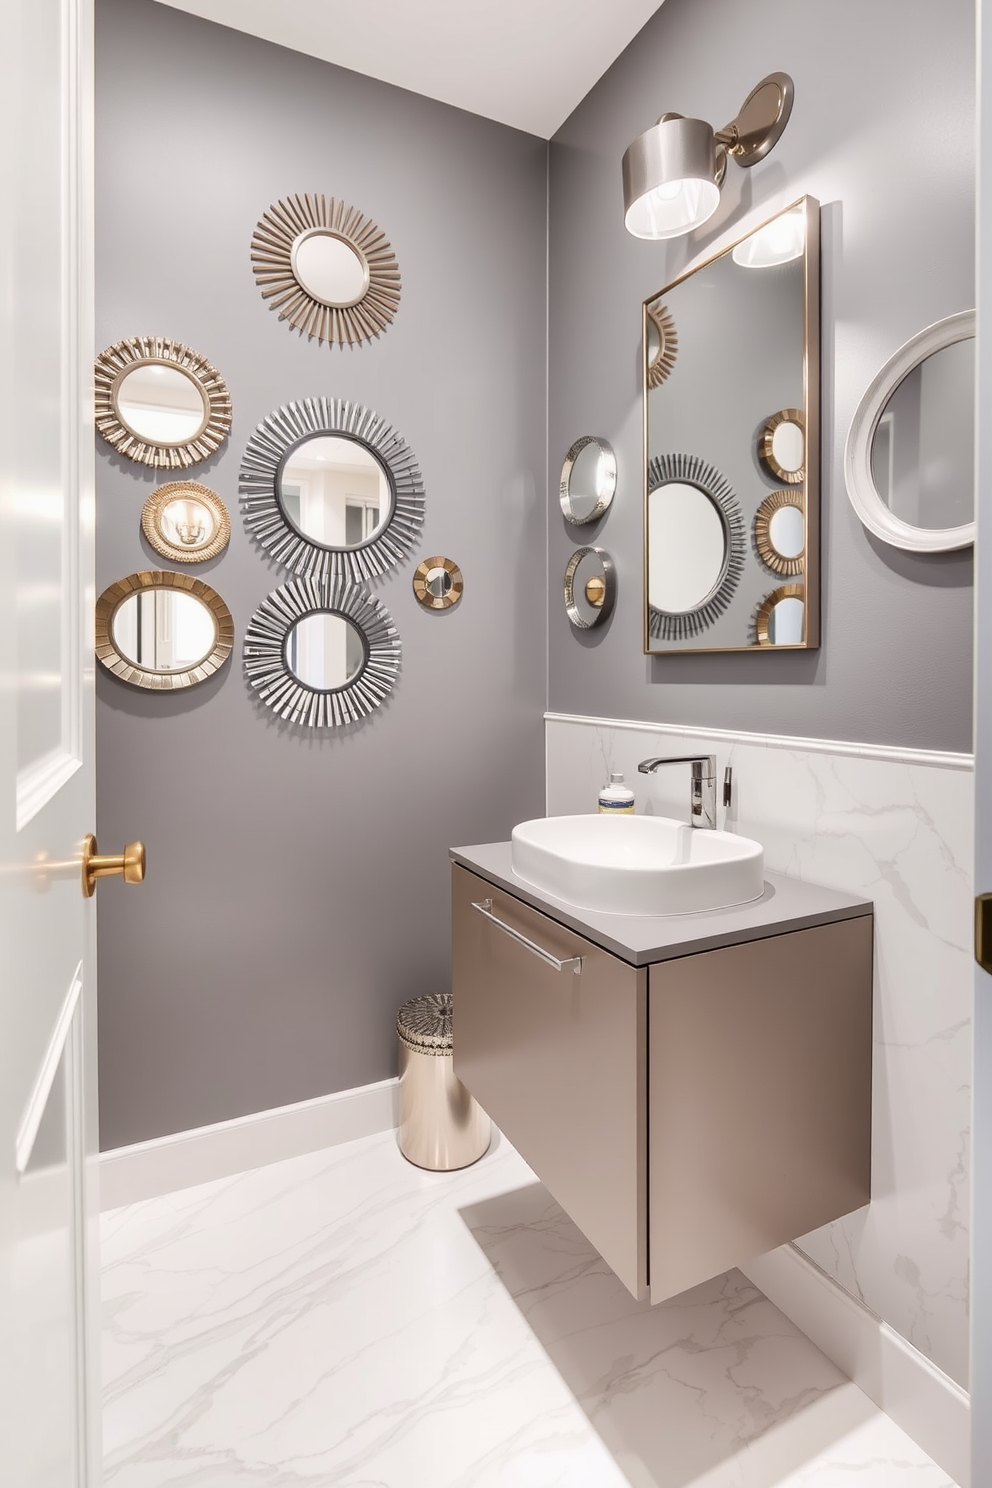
451,864,647,1297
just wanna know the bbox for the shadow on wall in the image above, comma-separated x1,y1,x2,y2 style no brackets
458,1181,878,1487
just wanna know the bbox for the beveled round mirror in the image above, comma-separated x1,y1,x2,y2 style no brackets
564,547,616,629
95,571,234,689
244,578,401,727
141,482,231,564
279,434,392,549
646,455,745,643
413,556,463,611
759,409,805,483
241,398,424,584
754,491,804,576
845,310,974,551
559,435,617,525
251,194,401,347
755,584,806,646
95,337,232,469
645,301,678,388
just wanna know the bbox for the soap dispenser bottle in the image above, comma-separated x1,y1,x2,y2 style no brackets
598,771,635,815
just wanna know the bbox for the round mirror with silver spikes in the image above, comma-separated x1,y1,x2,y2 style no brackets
240,399,425,584
244,577,401,728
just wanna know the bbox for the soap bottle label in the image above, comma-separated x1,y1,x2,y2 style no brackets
598,797,635,814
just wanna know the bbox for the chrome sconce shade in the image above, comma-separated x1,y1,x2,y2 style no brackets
622,73,794,240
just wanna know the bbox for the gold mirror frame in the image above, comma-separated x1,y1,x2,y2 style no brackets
646,302,679,389
95,570,234,690
141,482,231,564
251,194,401,347
759,407,805,483
753,490,805,576
754,583,806,646
413,556,463,611
95,336,233,470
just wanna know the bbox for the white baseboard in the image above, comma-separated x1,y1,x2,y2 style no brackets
741,1243,970,1487
99,1077,400,1211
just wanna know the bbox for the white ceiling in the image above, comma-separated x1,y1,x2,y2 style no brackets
153,0,666,138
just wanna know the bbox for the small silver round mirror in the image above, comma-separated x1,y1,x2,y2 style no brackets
115,363,208,445
560,435,617,525
285,612,366,690
564,547,616,629
291,229,371,309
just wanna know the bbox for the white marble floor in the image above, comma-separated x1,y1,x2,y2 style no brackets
101,1131,958,1487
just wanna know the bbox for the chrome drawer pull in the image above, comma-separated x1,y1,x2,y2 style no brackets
471,898,583,974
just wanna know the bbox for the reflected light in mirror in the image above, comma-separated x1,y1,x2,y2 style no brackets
292,231,369,308
648,483,727,612
286,612,365,690
732,204,805,268
768,504,804,558
116,364,207,444
112,589,216,673
280,435,392,549
160,498,217,549
772,420,804,473
425,567,452,599
769,595,804,644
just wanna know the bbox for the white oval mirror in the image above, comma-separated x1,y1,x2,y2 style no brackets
116,364,207,445
291,230,370,308
279,434,392,549
112,588,217,673
846,310,975,552
768,504,804,559
285,612,365,690
560,435,617,525
772,421,804,473
648,482,727,613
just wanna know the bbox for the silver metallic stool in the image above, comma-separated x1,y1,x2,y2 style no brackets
396,992,490,1171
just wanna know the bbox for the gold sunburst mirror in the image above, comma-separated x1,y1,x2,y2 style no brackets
646,302,678,388
141,482,231,564
94,336,233,470
759,408,805,483
251,194,401,347
754,583,806,647
754,491,805,576
95,570,234,690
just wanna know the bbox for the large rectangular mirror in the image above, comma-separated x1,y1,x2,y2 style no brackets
644,196,820,654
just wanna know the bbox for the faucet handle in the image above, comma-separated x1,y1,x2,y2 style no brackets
723,766,733,808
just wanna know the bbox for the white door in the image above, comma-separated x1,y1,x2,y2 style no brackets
0,1,105,1483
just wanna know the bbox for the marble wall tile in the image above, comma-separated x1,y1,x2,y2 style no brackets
545,717,973,1389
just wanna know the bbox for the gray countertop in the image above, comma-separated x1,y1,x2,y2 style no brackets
450,842,873,966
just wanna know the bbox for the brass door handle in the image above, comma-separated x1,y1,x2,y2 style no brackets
81,834,146,899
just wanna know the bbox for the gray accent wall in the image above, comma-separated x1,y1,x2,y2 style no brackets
95,0,548,1148
548,0,975,751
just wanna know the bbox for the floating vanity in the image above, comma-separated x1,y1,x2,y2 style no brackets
450,842,873,1305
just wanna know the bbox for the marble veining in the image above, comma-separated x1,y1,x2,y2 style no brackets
102,1131,956,1486
546,717,972,1389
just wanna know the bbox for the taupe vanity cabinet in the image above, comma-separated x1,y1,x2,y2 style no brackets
450,849,873,1304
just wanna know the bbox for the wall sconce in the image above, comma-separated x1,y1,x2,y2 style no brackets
622,73,794,240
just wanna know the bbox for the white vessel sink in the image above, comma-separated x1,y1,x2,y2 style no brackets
511,814,764,917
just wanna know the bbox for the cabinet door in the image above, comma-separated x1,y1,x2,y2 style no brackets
649,916,873,1302
451,865,647,1297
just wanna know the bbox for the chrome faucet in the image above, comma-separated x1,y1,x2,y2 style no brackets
638,754,718,829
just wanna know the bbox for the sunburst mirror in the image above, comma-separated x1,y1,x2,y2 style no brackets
244,577,401,727
646,302,678,389
240,398,425,584
251,194,401,347
754,491,805,576
94,336,232,470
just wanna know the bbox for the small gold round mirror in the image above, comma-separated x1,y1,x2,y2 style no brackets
759,409,805,483
141,482,231,564
646,301,678,388
413,556,463,611
755,584,806,646
754,491,804,576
